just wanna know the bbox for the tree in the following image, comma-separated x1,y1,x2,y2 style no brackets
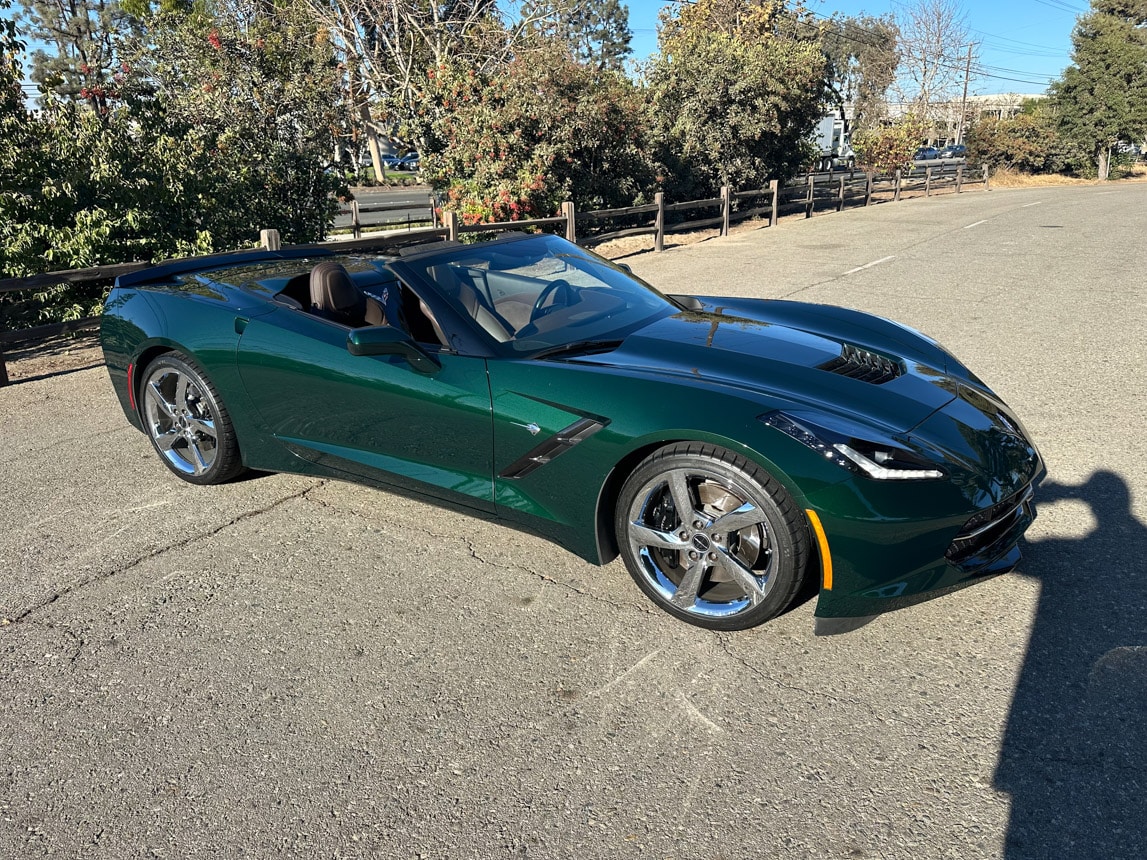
14,0,167,111
302,0,545,177
1051,0,1147,179
822,13,898,130
646,0,830,196
966,110,1088,175
892,0,975,128
407,43,654,222
527,0,633,71
851,115,927,173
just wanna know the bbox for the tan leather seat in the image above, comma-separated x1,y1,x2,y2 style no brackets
309,262,385,328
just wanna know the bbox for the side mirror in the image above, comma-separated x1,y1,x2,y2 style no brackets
616,262,633,274
347,325,440,374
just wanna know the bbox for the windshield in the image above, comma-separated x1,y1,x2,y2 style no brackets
395,234,678,356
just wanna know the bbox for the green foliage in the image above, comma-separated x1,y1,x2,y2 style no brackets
1051,1,1147,177
0,4,344,325
646,0,830,197
966,112,1089,175
851,115,927,173
822,13,899,130
407,45,654,223
527,0,633,71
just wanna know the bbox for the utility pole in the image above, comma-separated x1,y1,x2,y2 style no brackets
956,43,974,145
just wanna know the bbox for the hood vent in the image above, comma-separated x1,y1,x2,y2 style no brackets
818,344,903,384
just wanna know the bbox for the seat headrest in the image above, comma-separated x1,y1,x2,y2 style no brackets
309,262,366,324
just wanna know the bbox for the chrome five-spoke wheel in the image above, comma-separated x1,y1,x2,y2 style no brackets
141,353,242,485
616,444,808,630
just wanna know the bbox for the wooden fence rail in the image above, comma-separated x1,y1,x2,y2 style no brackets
0,164,988,386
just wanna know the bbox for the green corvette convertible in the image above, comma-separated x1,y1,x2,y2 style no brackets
101,231,1044,630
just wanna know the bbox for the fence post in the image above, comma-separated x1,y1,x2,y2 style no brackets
561,201,577,243
430,193,438,228
805,173,814,218
925,166,933,197
837,174,846,212
894,169,902,202
720,185,731,237
654,191,665,252
769,180,779,227
260,228,281,251
351,199,362,239
444,209,459,242
865,171,873,206
983,164,990,190
956,164,964,193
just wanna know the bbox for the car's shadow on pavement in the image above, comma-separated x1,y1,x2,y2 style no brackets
996,471,1147,859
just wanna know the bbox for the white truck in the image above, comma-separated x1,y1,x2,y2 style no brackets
813,115,855,171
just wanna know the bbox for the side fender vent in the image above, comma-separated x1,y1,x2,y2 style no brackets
818,344,903,385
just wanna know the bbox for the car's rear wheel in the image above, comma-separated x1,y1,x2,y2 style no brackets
140,352,244,485
615,443,809,630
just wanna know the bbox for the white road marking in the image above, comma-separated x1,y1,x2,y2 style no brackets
963,219,988,229
1021,201,1042,208
843,255,895,275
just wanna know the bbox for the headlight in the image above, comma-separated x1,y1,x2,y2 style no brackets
762,411,944,481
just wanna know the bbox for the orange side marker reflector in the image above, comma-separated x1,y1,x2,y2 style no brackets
127,363,135,412
806,509,833,590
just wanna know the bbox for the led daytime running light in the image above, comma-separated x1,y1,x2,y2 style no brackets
833,443,944,480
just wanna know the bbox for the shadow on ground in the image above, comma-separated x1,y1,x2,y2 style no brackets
997,471,1146,859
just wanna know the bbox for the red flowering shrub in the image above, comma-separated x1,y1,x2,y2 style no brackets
405,45,655,222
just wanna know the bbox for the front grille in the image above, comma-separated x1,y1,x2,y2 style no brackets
946,484,1035,565
818,344,903,384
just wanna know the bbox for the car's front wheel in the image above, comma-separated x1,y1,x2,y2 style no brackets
140,352,244,485
615,443,809,630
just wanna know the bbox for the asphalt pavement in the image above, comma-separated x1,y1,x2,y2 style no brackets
2,181,1145,858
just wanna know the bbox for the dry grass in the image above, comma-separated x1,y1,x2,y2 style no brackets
989,162,1147,188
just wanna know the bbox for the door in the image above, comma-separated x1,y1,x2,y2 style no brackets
235,307,494,512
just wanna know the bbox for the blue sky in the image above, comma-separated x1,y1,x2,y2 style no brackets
626,0,1088,95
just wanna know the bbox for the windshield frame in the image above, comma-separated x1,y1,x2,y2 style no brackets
386,233,681,358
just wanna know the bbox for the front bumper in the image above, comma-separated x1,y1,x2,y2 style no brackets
808,457,1045,620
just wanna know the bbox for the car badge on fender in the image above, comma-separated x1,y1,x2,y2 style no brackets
513,422,542,436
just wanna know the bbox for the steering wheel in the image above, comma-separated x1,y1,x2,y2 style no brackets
529,279,577,323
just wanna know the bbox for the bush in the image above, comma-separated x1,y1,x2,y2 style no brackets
406,46,654,223
966,113,1088,175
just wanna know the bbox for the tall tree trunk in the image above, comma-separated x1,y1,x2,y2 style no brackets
1098,146,1110,181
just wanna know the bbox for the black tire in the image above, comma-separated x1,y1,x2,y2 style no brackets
139,352,244,485
614,443,809,631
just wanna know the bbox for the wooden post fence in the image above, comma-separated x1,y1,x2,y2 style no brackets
720,186,731,237
865,171,874,206
837,174,846,212
894,169,902,202
983,165,990,190
561,201,577,243
260,229,282,251
769,180,779,227
654,192,665,252
925,167,933,197
956,165,964,193
444,209,459,242
805,173,815,218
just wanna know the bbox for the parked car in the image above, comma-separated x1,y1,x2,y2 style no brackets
938,144,967,159
914,146,940,161
101,232,1044,631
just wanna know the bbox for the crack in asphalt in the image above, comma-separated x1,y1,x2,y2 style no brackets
3,481,327,628
0,426,131,467
714,632,878,714
302,488,655,617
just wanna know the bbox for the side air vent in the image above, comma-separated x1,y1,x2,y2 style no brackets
818,344,903,384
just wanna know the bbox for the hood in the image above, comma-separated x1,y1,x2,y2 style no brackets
570,311,960,434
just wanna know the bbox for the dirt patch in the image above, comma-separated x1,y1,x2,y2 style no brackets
1,331,104,385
